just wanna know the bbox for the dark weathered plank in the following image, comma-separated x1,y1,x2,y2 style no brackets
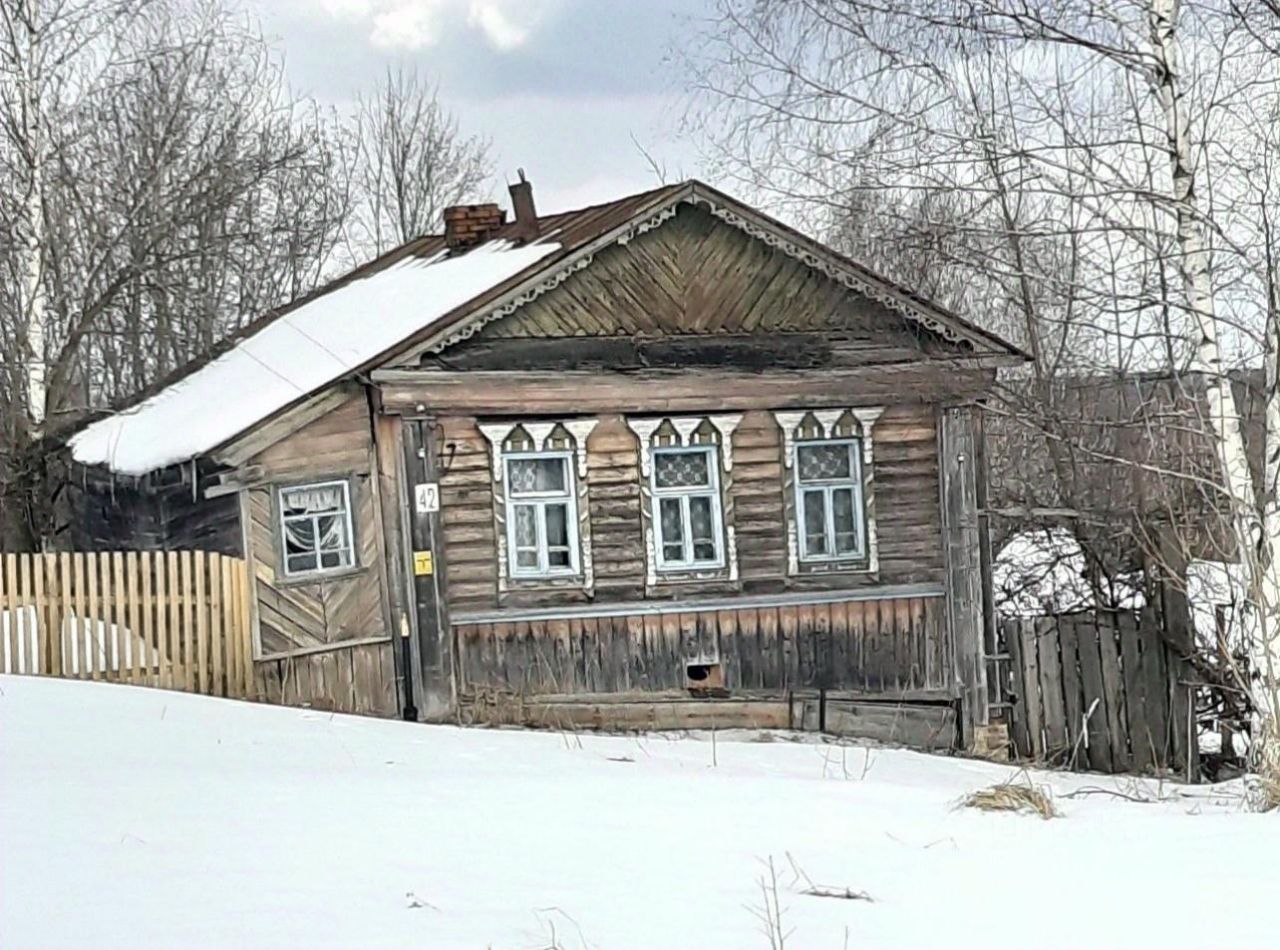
1072,618,1114,773
1034,617,1068,761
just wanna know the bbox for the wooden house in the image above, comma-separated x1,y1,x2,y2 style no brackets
65,179,1027,749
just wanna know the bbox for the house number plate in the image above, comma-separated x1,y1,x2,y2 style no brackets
414,482,440,514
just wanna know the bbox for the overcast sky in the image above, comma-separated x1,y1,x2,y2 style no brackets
247,0,710,216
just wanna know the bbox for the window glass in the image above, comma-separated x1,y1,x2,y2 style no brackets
279,480,355,577
803,490,828,556
651,447,723,570
508,457,566,494
654,451,710,489
504,453,578,577
798,443,852,481
794,439,865,563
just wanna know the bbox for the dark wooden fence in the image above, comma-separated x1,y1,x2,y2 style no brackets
1000,610,1194,776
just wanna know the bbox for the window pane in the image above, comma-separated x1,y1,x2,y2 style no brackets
320,550,346,569
283,518,315,553
803,490,828,555
654,450,710,489
516,549,538,569
287,552,317,573
508,457,566,494
547,548,571,568
513,504,537,548
689,496,717,562
832,489,859,555
316,514,348,552
798,443,852,482
659,497,684,562
545,503,569,547
282,484,343,514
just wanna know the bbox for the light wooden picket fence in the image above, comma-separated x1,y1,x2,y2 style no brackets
0,551,255,700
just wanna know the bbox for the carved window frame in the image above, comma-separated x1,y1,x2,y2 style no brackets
627,414,742,587
479,419,598,595
773,408,883,577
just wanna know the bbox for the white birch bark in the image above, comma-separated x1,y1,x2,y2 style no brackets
11,0,49,431
1150,0,1280,740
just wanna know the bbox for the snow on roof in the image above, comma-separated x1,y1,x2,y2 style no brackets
69,239,560,476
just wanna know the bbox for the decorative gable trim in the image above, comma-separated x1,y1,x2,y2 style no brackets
688,196,968,346
419,203,687,358
393,184,1018,367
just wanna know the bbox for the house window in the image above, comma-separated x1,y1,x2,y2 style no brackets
795,440,864,561
652,446,724,570
504,452,579,577
279,480,355,576
774,407,883,575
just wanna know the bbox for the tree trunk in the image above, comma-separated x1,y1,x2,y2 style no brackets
1150,0,1280,755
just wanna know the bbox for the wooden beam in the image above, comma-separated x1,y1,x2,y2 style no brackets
403,417,455,718
374,365,1000,415
940,405,988,749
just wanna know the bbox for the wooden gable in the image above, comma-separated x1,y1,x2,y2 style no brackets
418,203,967,372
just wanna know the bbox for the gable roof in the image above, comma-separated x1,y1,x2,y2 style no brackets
69,180,1027,476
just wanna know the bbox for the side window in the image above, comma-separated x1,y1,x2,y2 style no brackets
652,446,724,571
504,453,579,577
278,480,355,576
795,440,864,562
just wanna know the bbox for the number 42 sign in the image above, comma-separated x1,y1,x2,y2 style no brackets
414,482,440,514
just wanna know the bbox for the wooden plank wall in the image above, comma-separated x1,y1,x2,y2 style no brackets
253,640,398,717
455,595,950,698
0,550,254,699
240,394,400,718
1003,610,1192,775
243,396,391,657
438,405,943,613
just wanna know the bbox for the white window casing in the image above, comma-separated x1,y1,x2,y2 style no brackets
627,414,742,585
504,452,579,578
651,445,725,571
479,419,598,592
774,408,883,575
278,479,356,577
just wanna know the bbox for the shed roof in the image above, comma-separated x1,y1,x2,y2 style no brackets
69,180,1026,476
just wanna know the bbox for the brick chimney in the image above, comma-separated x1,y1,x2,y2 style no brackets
443,203,506,248
508,169,539,243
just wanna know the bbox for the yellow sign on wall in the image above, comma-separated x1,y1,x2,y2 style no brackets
412,550,434,576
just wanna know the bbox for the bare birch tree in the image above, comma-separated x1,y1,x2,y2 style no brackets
687,0,1280,784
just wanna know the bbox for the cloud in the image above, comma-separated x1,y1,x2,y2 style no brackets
370,1,446,50
292,0,558,53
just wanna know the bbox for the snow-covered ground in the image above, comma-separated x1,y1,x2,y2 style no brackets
2,676,1276,949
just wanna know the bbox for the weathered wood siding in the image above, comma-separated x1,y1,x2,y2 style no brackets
455,595,950,698
241,393,398,717
254,640,398,717
426,204,954,368
438,406,942,613
65,460,241,555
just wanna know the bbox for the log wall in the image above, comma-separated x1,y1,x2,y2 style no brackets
438,405,943,613
455,593,950,698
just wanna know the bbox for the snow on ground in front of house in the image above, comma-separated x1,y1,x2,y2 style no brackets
2,676,1276,950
